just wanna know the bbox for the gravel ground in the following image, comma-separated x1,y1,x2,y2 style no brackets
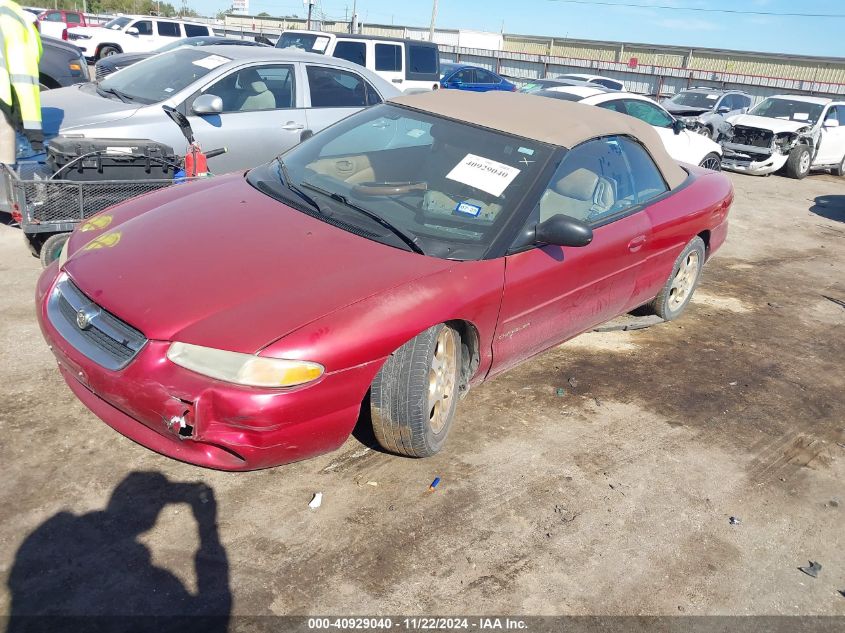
0,170,843,618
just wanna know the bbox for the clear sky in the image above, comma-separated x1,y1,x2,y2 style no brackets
200,0,845,58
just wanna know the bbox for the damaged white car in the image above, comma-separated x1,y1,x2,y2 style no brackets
721,95,845,179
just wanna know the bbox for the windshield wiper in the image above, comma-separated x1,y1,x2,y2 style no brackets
277,159,323,213
300,181,425,255
97,86,132,103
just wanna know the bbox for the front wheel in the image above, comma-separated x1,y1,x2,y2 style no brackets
649,237,706,321
371,324,461,457
39,233,71,268
699,152,722,171
833,154,845,177
785,144,811,179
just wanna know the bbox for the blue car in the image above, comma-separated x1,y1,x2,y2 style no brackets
439,63,515,92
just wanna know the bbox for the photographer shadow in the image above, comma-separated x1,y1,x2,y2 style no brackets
7,471,231,632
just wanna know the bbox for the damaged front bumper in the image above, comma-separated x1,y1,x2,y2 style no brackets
720,143,789,176
36,264,383,471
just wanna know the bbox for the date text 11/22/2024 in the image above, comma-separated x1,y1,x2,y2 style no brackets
307,618,529,630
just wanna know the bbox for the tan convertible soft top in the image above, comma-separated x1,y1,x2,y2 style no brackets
390,90,688,189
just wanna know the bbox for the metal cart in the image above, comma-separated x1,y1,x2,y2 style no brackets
2,162,181,266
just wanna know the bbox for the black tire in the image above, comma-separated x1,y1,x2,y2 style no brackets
371,324,461,458
785,144,811,179
649,237,706,321
40,233,71,268
833,153,845,177
699,152,722,171
98,45,120,60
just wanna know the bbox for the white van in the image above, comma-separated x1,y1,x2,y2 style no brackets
276,31,440,93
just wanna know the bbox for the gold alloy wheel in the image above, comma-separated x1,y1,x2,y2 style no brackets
668,251,700,311
428,327,457,434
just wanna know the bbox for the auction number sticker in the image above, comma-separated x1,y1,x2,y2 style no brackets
446,154,521,197
192,54,229,70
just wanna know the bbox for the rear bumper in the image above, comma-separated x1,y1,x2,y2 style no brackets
36,264,383,471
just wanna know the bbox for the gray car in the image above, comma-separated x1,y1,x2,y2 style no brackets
39,46,400,174
662,88,752,140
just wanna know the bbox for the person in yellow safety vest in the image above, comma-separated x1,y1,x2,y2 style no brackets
0,0,42,164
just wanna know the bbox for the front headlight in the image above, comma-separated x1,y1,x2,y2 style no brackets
166,342,324,388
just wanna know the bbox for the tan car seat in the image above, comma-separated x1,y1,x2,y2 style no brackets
233,68,276,111
539,167,616,223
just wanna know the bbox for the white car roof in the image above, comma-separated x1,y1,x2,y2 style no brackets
546,85,607,98
766,94,833,105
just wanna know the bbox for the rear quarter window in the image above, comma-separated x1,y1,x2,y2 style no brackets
184,24,210,37
407,44,439,81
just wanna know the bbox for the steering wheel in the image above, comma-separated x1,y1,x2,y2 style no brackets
351,181,428,197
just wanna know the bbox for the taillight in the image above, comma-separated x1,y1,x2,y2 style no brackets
62,28,68,40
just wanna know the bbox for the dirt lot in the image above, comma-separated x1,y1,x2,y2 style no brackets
0,171,843,619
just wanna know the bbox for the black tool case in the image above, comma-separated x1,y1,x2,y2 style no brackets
47,136,179,181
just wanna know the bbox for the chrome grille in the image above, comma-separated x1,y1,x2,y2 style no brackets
47,274,146,371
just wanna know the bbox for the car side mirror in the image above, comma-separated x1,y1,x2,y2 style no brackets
126,27,139,35
717,106,730,114
192,93,223,115
823,118,840,128
535,214,593,247
672,119,686,135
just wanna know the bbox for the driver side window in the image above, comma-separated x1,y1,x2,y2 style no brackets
622,100,674,128
516,136,668,243
131,20,153,35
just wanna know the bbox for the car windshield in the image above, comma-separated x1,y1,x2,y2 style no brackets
668,91,719,108
748,97,825,125
276,32,330,53
102,16,131,30
98,48,230,104
247,104,556,260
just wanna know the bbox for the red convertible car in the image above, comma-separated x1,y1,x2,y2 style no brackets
36,91,733,470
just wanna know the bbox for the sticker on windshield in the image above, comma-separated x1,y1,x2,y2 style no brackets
454,201,482,217
706,94,718,100
192,54,229,70
312,38,329,52
793,113,810,121
446,154,521,197
407,128,427,138
518,147,535,156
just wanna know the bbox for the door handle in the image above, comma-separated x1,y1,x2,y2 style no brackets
628,235,647,252
392,78,403,83
282,121,305,130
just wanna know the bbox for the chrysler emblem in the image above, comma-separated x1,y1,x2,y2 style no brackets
76,306,97,330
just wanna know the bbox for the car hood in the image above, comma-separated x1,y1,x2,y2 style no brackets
663,103,710,116
63,174,454,354
726,113,810,134
41,83,142,137
70,25,103,37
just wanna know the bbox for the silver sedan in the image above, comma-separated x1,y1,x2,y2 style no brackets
40,46,400,174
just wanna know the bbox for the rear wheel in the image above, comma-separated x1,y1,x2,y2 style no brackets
371,324,461,457
98,45,120,59
39,233,70,268
699,152,722,171
649,237,706,321
785,144,811,179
